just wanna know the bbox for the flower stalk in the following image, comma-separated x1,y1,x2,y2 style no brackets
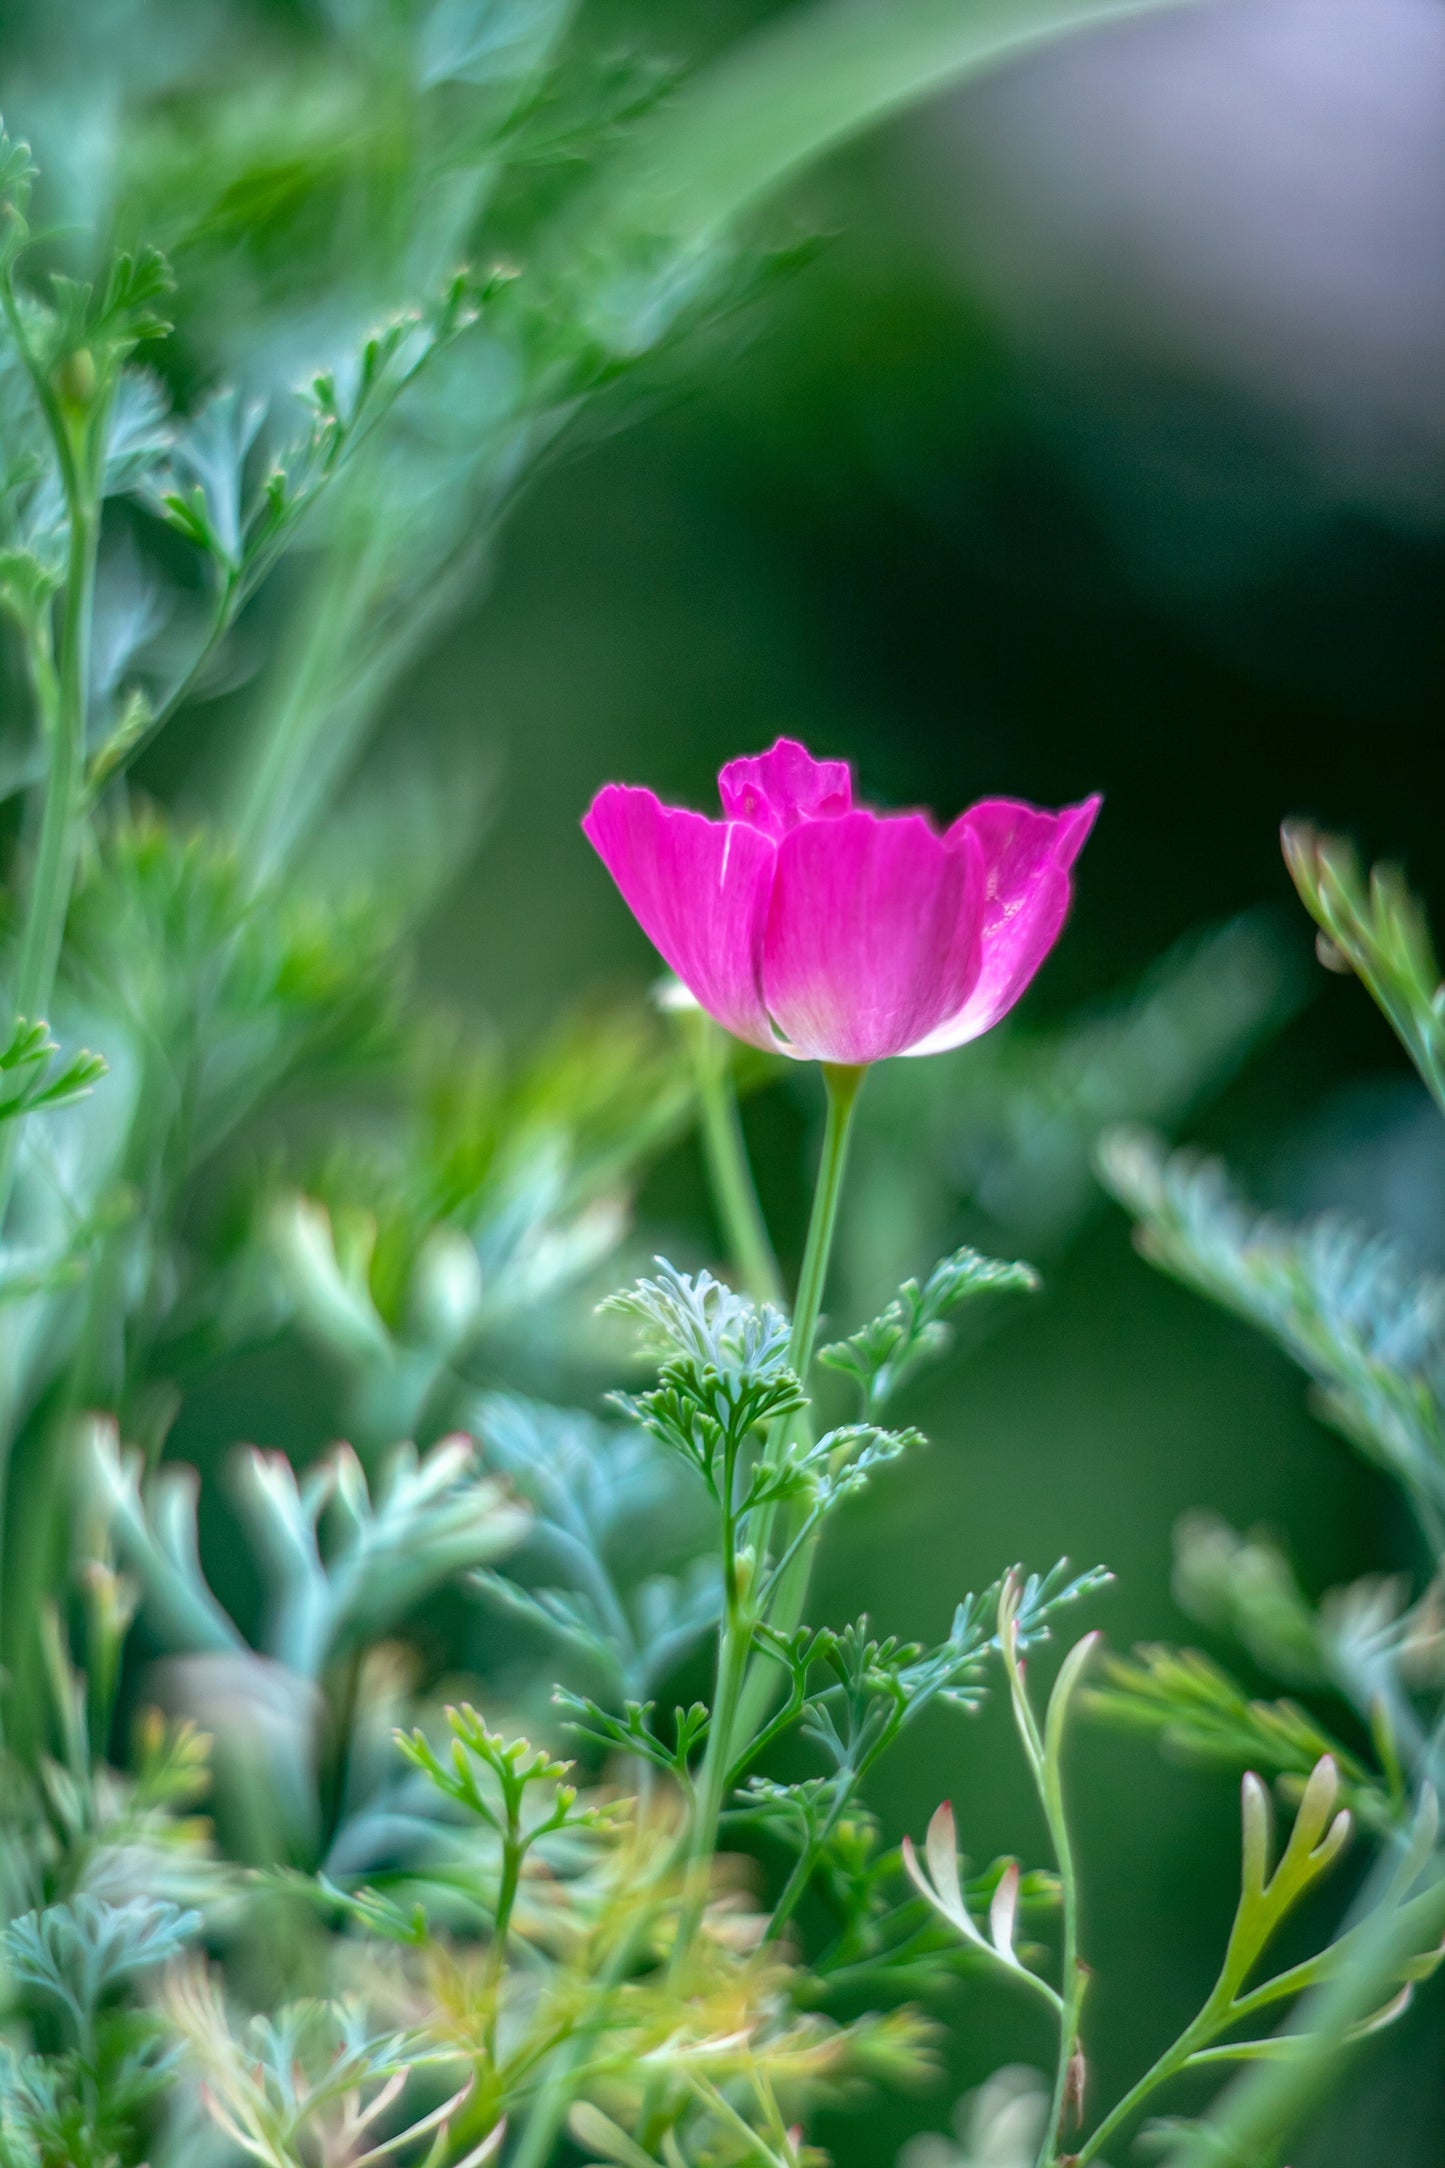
787,1062,866,1381
669,1064,865,1954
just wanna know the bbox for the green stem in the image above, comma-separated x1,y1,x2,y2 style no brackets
737,1060,865,1581
11,559,87,1008
687,2072,788,2165
671,1566,754,1968
639,1065,865,2153
509,1913,657,2168
1004,1622,1084,2168
492,1840,523,1959
513,1067,865,2164
786,1063,865,1380
1071,2042,1194,2168
694,1020,783,1306
90,567,239,799
1157,1866,1445,2168
764,1798,845,1944
225,514,376,880
482,1825,525,2062
1036,1773,1086,2167
733,1063,865,1746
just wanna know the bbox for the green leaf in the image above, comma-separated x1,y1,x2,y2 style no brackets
93,245,175,350
821,1244,1039,1413
602,1259,791,1374
1169,1511,1326,1688
397,1702,623,1848
1043,1628,1102,1777
1221,1758,1352,1999
568,2102,662,2168
588,0,1208,256
0,118,36,264
607,1261,805,1497
0,1016,107,1122
552,1691,708,1776
2,1896,199,2036
1283,821,1445,1118
1097,1127,1445,1527
901,1800,1062,2009
1089,1643,1388,1825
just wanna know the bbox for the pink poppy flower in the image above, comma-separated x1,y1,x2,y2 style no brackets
582,739,1099,1066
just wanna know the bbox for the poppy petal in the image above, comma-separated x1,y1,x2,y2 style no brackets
719,738,852,839
761,810,986,1063
583,785,779,1049
904,795,1102,1056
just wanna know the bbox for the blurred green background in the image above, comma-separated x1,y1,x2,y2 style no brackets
4,0,1443,2158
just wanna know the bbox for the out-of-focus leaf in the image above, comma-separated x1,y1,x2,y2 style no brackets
1089,1642,1390,1826
1283,822,1445,1118
1098,1127,1445,1527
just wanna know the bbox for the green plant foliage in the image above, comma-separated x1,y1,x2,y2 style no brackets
90,1419,530,1870
0,1896,196,2168
1095,831,1445,2165
1089,1644,1386,1817
0,5,1433,2165
471,1393,719,1701
820,1246,1040,1417
1283,822,1445,1117
0,1021,105,1126
161,1968,500,2168
1099,1127,1445,1533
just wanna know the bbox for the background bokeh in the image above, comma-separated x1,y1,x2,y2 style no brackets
4,0,1443,2158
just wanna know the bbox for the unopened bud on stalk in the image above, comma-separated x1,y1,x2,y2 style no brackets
55,345,97,409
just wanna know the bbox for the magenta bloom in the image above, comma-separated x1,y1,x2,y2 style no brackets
582,739,1099,1066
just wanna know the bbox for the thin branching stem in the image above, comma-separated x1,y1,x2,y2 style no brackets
628,1064,866,2156
671,1405,754,1969
1000,1601,1088,2168
1038,1751,1086,2166
483,1821,526,2062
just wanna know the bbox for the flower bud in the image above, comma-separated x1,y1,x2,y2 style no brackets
55,345,98,409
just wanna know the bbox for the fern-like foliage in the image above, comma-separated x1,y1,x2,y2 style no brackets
1099,1127,1445,1531
1283,821,1445,1118
0,1896,197,2168
1093,828,1445,2168
89,1420,529,1868
471,1393,719,1700
820,1245,1040,1416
